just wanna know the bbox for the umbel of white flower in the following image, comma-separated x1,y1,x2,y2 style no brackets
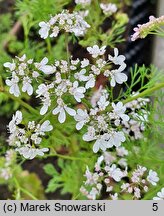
8,111,53,159
39,10,90,39
4,13,129,156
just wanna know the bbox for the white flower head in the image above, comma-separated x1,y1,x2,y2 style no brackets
109,67,127,87
74,109,90,130
108,48,125,65
39,21,50,39
83,126,96,142
87,45,106,58
40,120,53,133
100,3,117,15
8,111,22,133
52,98,76,123
6,74,20,97
22,76,33,96
4,61,16,71
147,170,159,186
85,74,96,89
97,95,109,111
75,0,91,6
69,81,86,102
35,57,56,75
108,164,125,182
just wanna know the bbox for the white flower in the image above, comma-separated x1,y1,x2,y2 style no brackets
22,76,33,95
6,74,20,97
8,111,22,133
52,98,76,123
40,120,53,133
74,69,88,81
97,95,109,111
39,11,90,38
116,146,128,157
93,133,111,153
40,95,51,115
108,164,125,182
36,83,54,115
74,109,89,130
92,131,126,153
31,133,42,144
87,45,106,58
134,187,141,199
109,131,126,148
108,48,125,65
50,26,59,37
4,61,16,71
109,67,127,87
32,71,39,78
16,146,49,160
16,54,26,62
35,57,56,74
39,21,50,39
75,0,91,6
83,126,96,141
85,74,96,89
147,170,159,186
100,3,117,15
28,121,35,130
69,81,86,102
81,58,89,68
87,187,99,200
153,188,164,200
111,102,129,123
84,166,99,185
110,193,118,200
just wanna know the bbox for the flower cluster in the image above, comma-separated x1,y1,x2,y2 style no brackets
121,166,159,199
0,150,15,180
100,3,117,16
80,97,129,153
8,111,53,159
4,45,127,128
80,150,159,200
39,10,90,39
131,15,164,41
4,54,35,97
80,149,128,200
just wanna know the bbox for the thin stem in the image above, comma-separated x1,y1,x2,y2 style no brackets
4,90,39,115
46,38,52,54
14,178,38,200
65,33,70,72
19,187,38,200
122,82,164,104
43,152,88,162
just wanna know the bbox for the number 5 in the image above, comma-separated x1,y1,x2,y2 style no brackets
152,203,158,211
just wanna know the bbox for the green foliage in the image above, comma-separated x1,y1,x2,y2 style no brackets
44,160,85,199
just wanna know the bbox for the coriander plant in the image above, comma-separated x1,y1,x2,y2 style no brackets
0,0,163,200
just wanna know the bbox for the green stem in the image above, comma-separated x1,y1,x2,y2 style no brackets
43,152,88,162
46,38,52,54
14,178,38,200
19,187,38,200
4,91,39,115
65,33,70,72
123,82,164,104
